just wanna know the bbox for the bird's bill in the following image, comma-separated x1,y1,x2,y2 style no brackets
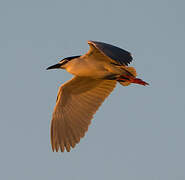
46,63,61,70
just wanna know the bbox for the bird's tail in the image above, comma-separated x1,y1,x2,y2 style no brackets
118,67,149,86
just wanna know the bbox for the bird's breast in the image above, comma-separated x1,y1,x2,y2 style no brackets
65,58,106,78
65,58,124,78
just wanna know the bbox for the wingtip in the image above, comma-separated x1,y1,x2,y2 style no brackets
87,40,93,44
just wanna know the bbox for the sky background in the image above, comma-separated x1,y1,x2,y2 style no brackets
1,0,185,179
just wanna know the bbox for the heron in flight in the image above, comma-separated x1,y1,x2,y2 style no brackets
47,41,148,152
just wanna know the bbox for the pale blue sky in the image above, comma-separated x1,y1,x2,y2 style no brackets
1,0,185,179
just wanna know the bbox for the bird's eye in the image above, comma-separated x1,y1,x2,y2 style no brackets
59,59,68,65
59,59,66,63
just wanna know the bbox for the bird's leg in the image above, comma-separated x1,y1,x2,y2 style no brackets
105,74,131,82
104,74,120,80
117,75,130,81
117,74,149,86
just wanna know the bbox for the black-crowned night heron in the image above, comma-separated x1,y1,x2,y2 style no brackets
47,40,148,152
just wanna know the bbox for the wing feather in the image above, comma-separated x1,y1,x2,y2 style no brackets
51,76,116,152
87,40,133,66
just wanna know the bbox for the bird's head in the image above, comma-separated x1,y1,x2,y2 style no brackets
46,56,80,70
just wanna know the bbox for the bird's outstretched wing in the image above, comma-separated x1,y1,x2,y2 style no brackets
87,40,133,66
51,76,117,152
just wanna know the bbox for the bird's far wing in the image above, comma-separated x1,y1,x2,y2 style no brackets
51,76,117,152
87,40,133,66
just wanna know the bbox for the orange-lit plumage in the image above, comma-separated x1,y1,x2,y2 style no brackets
47,41,148,152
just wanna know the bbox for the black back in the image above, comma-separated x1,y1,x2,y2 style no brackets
90,41,133,66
